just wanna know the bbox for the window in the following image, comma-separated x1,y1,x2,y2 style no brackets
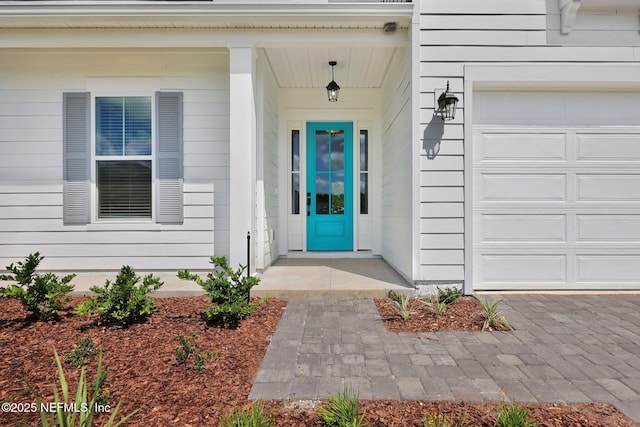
63,91,183,225
95,97,152,219
359,130,369,215
291,129,300,215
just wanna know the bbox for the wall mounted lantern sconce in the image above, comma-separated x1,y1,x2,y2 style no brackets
437,81,459,121
326,61,340,102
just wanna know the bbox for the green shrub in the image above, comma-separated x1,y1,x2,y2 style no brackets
175,329,219,371
75,265,163,327
386,291,416,321
218,403,272,427
317,386,366,427
30,349,136,427
436,286,462,305
64,335,97,367
495,402,537,427
178,256,262,326
0,252,75,321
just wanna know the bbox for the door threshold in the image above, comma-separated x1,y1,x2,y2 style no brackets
282,251,380,259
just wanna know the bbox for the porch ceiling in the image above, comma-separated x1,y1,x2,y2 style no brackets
263,46,398,89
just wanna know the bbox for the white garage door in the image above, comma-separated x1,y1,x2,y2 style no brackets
473,91,640,290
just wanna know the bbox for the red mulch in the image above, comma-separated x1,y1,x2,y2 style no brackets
0,296,635,426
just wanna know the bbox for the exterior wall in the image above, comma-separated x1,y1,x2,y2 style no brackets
257,52,280,269
418,0,640,290
546,0,640,45
0,48,230,272
380,47,412,280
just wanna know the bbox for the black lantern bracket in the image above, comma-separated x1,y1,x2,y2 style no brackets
435,81,459,121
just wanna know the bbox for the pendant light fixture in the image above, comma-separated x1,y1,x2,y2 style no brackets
326,61,340,102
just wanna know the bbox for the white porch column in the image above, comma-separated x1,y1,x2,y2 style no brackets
228,42,256,271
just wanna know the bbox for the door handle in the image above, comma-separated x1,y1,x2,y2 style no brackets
306,193,311,216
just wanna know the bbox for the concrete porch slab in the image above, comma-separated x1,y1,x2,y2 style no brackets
251,258,414,300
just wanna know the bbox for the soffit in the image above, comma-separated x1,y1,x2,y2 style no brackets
263,46,400,89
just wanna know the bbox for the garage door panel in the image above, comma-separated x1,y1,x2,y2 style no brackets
576,134,640,162
478,214,567,242
477,254,567,283
577,215,640,242
577,255,640,282
473,91,640,290
479,174,566,202
478,133,567,162
576,174,640,201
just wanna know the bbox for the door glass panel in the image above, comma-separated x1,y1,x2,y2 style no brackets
315,130,330,171
291,130,300,214
332,173,344,214
331,130,344,171
360,130,369,214
360,130,368,171
316,173,330,214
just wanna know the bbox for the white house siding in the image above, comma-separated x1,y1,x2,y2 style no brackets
380,47,412,280
545,0,640,46
419,0,640,291
0,48,229,272
257,52,280,269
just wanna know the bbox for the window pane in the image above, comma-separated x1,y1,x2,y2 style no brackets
330,130,344,171
292,173,300,215
360,130,368,171
315,130,329,171
332,173,344,215
315,172,330,215
124,97,152,155
97,160,151,219
360,173,368,215
291,130,300,172
96,97,124,156
96,97,151,156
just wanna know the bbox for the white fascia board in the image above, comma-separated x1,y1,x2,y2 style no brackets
0,2,413,29
0,27,409,48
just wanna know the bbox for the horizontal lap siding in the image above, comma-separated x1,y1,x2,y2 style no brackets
261,59,279,269
0,49,229,272
381,47,412,279
417,0,640,284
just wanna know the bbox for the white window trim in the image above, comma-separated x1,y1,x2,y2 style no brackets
90,92,157,224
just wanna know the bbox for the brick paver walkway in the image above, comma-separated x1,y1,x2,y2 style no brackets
249,295,640,424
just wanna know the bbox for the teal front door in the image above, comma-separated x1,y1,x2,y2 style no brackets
306,122,353,251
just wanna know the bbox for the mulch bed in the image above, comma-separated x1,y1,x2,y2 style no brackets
374,296,497,333
0,295,636,426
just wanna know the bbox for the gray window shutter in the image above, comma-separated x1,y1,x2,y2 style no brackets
156,92,184,224
63,92,90,225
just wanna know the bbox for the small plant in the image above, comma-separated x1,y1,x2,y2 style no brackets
386,291,416,321
495,401,537,427
218,403,272,427
30,349,136,427
0,252,75,320
422,409,467,427
436,286,462,305
479,296,511,331
175,329,219,371
75,265,163,327
64,335,97,367
317,386,367,427
420,297,449,316
178,256,262,326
